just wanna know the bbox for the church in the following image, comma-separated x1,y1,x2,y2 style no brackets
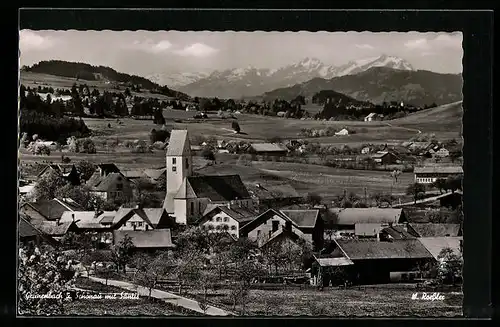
163,130,254,225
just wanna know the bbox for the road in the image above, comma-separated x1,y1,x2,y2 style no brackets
88,276,234,316
392,191,456,207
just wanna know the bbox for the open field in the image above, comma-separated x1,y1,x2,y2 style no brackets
177,286,462,316
21,71,177,102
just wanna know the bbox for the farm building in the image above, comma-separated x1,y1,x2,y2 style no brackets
413,166,463,184
433,147,450,158
197,204,258,239
249,143,288,157
20,198,84,224
87,172,133,203
335,128,349,136
113,229,175,253
327,208,407,233
245,182,301,209
418,237,463,262
314,238,435,285
380,225,416,240
96,163,122,176
364,113,377,122
32,220,79,241
37,164,82,186
19,215,59,248
109,207,175,231
370,151,400,165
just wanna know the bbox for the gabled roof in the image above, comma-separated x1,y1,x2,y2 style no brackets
112,207,168,228
18,216,58,245
113,230,175,249
260,228,308,249
88,173,128,192
59,211,117,229
144,168,166,180
280,210,319,228
34,221,76,236
334,239,433,260
22,198,83,221
250,143,288,153
408,223,462,237
176,175,251,201
200,205,257,225
371,151,398,159
240,208,295,234
166,130,190,156
418,237,463,260
413,166,463,174
381,226,416,240
328,208,405,225
365,113,377,119
37,164,77,178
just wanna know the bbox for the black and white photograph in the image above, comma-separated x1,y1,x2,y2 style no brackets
17,26,466,317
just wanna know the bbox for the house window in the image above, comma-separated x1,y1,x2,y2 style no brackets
145,225,149,231
172,166,177,172
216,217,222,222
138,222,143,227
185,158,189,169
172,158,176,164
231,225,236,231
223,217,229,222
190,202,194,215
272,220,279,233
116,183,123,191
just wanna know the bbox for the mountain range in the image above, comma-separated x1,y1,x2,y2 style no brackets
154,54,416,99
260,67,463,107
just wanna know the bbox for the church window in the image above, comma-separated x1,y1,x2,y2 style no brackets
172,166,177,172
185,158,189,169
172,158,176,164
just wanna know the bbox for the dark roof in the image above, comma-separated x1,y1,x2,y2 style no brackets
97,163,121,174
408,223,462,237
414,166,463,174
381,226,416,240
88,173,128,192
34,221,76,236
260,228,307,249
37,164,77,177
177,175,251,201
240,209,291,234
328,208,405,225
280,210,319,228
19,217,43,238
24,198,83,221
113,230,175,249
334,239,433,260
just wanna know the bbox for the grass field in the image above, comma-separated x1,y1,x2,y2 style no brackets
178,286,462,317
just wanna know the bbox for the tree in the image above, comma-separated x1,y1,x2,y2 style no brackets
445,175,462,193
231,121,241,133
431,178,447,194
67,137,80,153
60,231,96,276
305,192,322,206
437,247,463,285
110,234,135,273
390,169,402,183
75,160,97,182
133,252,175,297
34,170,69,201
201,148,215,161
406,182,426,204
18,245,76,315
156,173,166,192
55,185,105,211
81,139,96,154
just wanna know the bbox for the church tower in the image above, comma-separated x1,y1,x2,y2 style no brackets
163,130,192,215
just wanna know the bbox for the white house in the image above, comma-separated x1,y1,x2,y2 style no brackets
197,204,257,239
335,128,349,136
364,113,377,122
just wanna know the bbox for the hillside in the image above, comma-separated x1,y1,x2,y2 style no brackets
261,67,463,107
22,60,191,100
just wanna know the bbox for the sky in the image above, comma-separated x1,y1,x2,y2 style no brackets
19,30,463,77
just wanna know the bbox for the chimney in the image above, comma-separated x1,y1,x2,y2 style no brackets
227,202,231,210
71,213,75,222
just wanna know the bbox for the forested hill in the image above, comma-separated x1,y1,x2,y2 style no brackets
22,60,191,100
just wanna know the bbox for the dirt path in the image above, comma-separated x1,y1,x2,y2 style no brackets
88,276,235,316
385,122,422,134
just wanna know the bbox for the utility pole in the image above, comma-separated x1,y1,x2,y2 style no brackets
364,187,367,205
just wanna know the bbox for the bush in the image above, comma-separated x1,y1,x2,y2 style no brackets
149,129,170,144
81,139,96,154
152,141,166,150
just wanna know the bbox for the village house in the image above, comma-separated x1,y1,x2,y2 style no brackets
335,128,349,136
379,225,416,240
113,229,175,253
59,210,117,245
33,220,79,241
245,182,301,209
313,238,434,285
87,171,133,203
364,113,377,122
413,166,463,184
370,151,400,165
19,214,59,248
37,164,81,186
20,198,84,224
143,168,167,183
197,204,257,239
360,146,373,154
249,143,289,157
433,147,450,158
163,130,253,225
110,207,175,231
418,236,463,262
326,208,408,238
239,208,324,250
